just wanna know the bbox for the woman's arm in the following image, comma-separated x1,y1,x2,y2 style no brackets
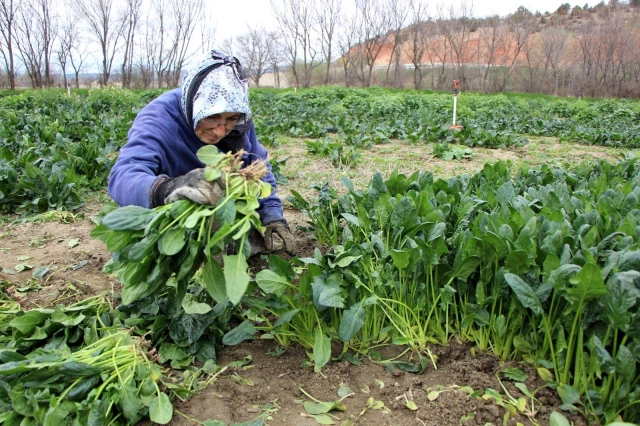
108,98,176,208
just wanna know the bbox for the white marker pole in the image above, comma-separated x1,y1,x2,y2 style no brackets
452,95,458,126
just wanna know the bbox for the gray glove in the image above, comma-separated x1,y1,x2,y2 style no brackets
264,220,295,254
152,169,224,207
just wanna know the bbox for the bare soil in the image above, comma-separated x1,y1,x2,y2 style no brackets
170,339,587,426
0,210,118,308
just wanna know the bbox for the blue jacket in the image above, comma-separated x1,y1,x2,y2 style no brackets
107,89,283,225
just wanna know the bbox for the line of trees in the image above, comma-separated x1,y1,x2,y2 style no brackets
1,0,639,98
0,0,205,89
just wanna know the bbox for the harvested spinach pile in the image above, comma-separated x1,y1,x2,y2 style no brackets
0,296,174,424
1,331,171,424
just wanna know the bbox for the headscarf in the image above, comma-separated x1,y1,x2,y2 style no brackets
180,50,252,136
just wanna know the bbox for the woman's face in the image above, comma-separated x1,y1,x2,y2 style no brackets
195,112,240,144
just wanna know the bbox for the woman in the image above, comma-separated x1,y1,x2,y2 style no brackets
108,50,294,254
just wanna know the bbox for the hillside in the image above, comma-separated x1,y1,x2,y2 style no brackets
343,2,640,97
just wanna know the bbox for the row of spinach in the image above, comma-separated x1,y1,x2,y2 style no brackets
0,89,147,214
251,157,639,424
251,87,640,149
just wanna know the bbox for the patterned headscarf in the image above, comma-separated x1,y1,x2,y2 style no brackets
180,50,252,135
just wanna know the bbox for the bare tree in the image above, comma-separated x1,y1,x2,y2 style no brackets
147,0,204,88
271,1,300,88
72,0,124,86
0,0,17,89
218,37,234,55
166,0,204,87
428,23,450,91
384,0,408,87
573,17,600,96
267,30,285,88
631,35,640,96
403,0,430,89
613,13,640,96
272,0,322,88
337,10,360,87
199,7,216,55
14,2,43,87
541,25,569,96
134,15,157,88
14,0,57,88
318,0,342,85
57,19,76,90
353,0,390,87
68,41,89,88
236,26,274,87
592,7,639,97
149,0,170,87
479,15,500,91
593,12,620,96
521,30,542,93
438,0,474,88
35,0,56,87
494,7,536,91
120,0,142,88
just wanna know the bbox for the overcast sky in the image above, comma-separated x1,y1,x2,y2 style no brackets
211,0,577,42
471,0,573,17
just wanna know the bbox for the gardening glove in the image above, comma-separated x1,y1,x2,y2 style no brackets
264,220,295,254
151,169,224,207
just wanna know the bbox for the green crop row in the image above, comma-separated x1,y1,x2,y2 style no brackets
251,87,640,149
0,89,147,214
257,157,640,424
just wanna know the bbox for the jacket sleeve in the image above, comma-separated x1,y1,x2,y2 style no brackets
245,123,284,225
107,109,172,208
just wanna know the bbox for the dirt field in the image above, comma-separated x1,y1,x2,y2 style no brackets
172,340,584,426
271,136,640,202
2,138,633,425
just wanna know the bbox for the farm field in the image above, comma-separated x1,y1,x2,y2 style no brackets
1,88,639,426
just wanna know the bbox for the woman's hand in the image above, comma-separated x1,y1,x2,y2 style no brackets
152,169,224,207
264,220,295,254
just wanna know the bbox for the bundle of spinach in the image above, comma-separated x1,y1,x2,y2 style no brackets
0,296,180,424
91,146,273,308
0,330,172,425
